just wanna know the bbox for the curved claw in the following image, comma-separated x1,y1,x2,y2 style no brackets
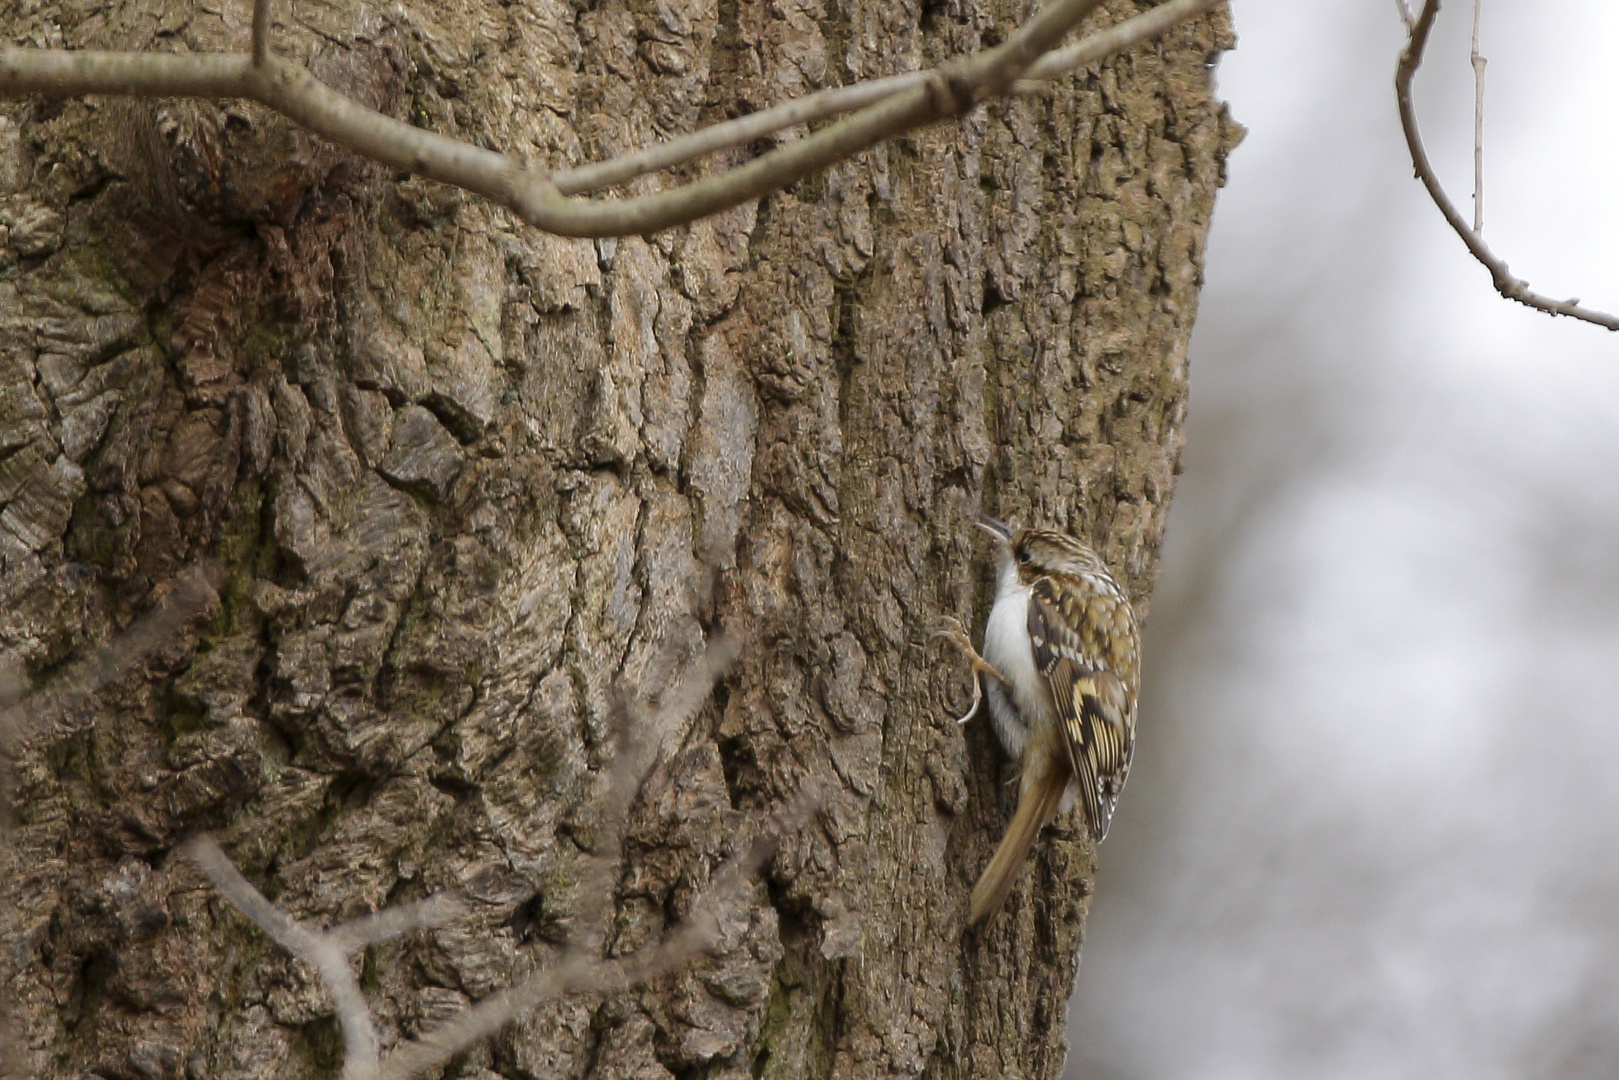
951,668,984,726
933,617,1004,725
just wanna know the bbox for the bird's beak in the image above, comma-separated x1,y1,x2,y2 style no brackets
975,515,1013,545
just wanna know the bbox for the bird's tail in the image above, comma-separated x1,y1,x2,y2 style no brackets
968,770,1067,925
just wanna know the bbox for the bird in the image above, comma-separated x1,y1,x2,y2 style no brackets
937,516,1141,925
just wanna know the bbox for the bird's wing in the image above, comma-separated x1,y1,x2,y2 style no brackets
1028,576,1136,841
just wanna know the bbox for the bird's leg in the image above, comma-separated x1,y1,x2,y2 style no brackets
934,618,1011,685
933,617,1011,725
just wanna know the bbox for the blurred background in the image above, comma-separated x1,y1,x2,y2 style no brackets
1066,1,1619,1078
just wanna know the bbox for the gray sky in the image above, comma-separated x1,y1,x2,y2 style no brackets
1068,1,1619,1077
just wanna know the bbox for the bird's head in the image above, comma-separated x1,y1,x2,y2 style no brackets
975,515,1110,585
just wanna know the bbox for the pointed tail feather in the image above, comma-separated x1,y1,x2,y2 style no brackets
968,772,1067,925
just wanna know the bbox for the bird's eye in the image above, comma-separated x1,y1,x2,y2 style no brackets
1017,549,1032,565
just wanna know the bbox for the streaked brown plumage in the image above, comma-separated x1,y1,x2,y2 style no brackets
939,517,1141,925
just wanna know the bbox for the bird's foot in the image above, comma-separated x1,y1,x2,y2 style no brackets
933,617,1009,725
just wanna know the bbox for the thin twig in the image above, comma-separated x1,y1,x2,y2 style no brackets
252,0,272,67
326,895,466,951
1469,0,1485,235
568,636,739,949
0,0,1222,237
374,786,819,1080
1396,0,1619,330
374,639,762,1080
373,920,716,1080
182,632,793,1080
553,72,930,196
185,835,382,1080
1024,0,1224,83
555,0,1222,196
0,563,221,757
1395,0,1416,30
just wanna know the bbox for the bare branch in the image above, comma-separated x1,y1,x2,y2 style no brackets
374,786,820,1080
1396,0,1619,331
1395,0,1416,30
480,0,1119,235
1024,0,1225,84
1469,0,1485,234
555,0,1223,196
568,636,740,948
179,630,814,1080
185,835,381,1080
252,0,272,66
0,562,221,757
0,0,1223,238
326,895,466,952
373,921,716,1080
552,71,930,196
372,639,758,1080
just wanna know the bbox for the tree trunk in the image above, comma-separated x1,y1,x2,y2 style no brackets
0,0,1237,1077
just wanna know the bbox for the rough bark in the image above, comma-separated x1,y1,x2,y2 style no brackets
0,1,1239,1078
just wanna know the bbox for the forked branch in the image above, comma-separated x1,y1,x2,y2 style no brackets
1396,0,1619,331
185,835,433,1080
0,0,1224,238
185,638,821,1080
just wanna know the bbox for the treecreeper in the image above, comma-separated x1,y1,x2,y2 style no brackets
939,517,1143,925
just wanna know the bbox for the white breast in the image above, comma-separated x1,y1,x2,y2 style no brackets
980,582,1054,761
